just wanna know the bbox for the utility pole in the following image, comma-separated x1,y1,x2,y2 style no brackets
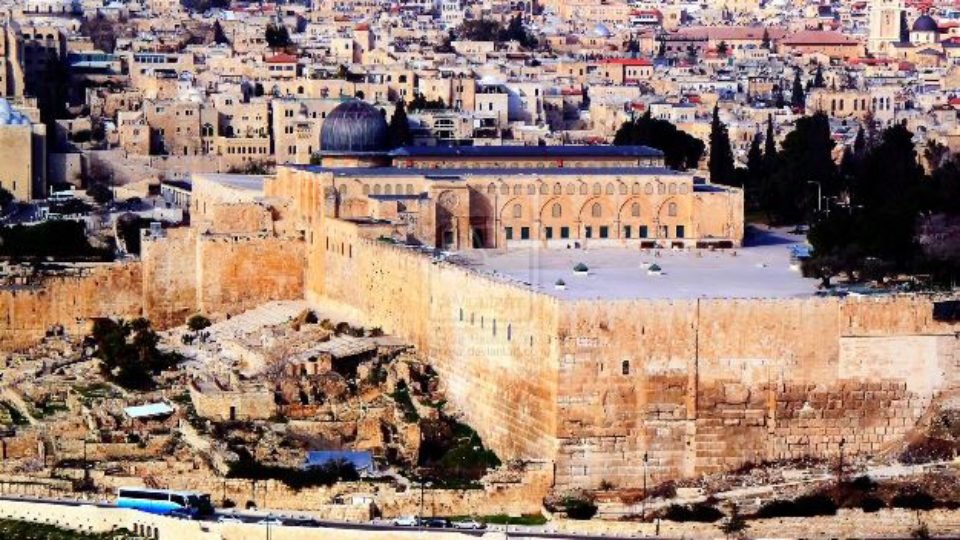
837,438,846,484
642,451,649,521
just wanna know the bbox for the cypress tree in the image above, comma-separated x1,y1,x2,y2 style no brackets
791,68,805,110
387,100,413,148
708,104,735,185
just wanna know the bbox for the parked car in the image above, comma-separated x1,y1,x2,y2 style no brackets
257,516,284,527
168,509,193,520
425,518,451,528
392,515,420,527
217,516,242,524
453,518,486,529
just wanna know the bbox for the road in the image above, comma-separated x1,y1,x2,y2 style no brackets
0,494,650,539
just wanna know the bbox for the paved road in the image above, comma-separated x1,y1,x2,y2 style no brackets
0,495,652,538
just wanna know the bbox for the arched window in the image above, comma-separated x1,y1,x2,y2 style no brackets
632,183,641,195
669,183,677,194
297,86,304,94
487,183,496,195
645,183,654,195
622,360,630,375
679,185,689,194
406,184,414,194
631,202,640,217
514,184,523,196
500,184,509,195
373,185,382,195
362,184,370,195
579,183,588,195
551,203,562,218
513,204,522,218
619,184,628,195
606,183,614,195
539,183,549,195
591,202,602,218
384,184,393,195
566,183,575,195
668,202,678,217
593,183,602,195
658,183,666,194
554,183,562,195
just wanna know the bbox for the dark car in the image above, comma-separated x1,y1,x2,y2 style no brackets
425,518,451,528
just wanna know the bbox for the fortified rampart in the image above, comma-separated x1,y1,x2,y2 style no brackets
0,264,143,350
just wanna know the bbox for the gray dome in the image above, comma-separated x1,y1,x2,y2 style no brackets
320,99,389,153
912,15,938,33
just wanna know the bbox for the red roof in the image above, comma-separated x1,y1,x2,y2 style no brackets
948,97,960,106
782,30,858,46
601,57,653,66
265,53,298,63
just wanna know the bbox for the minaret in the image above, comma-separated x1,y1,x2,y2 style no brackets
868,0,905,55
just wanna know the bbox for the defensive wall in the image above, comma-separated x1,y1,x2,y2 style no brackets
303,208,960,489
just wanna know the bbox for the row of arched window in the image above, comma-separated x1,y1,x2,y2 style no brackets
486,181,688,197
511,201,678,219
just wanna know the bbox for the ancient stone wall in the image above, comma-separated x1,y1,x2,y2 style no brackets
309,219,561,462
141,228,198,328
0,263,143,349
553,296,960,489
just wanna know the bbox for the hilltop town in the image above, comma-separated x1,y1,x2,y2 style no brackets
0,0,960,538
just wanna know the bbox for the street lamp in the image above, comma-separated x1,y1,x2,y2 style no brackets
837,438,846,484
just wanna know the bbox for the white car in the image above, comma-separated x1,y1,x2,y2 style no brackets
258,517,284,526
453,518,485,529
217,516,242,524
392,516,420,527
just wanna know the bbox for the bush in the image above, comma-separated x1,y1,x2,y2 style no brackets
891,490,935,511
661,502,724,523
0,221,111,261
861,497,884,513
563,495,597,520
849,475,876,491
227,452,359,491
755,494,837,518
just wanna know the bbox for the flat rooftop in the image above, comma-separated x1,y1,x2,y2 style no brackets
453,228,821,300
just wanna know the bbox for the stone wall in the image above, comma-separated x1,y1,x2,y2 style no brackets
554,296,960,488
309,219,561,463
0,263,143,350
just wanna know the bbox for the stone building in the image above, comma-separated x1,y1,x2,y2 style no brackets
299,99,744,250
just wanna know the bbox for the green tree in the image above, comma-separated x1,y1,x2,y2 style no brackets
213,20,230,45
709,105,736,186
265,22,290,49
813,65,825,88
761,28,771,49
717,40,729,57
791,68,805,110
768,112,835,224
88,318,181,390
387,100,413,148
613,111,705,170
719,503,749,538
187,314,212,333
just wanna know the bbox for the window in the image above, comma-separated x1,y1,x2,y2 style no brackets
551,203,562,218
554,183,562,195
676,225,685,238
619,184,628,195
599,226,609,238
606,183,614,195
579,183,588,195
645,183,654,194
512,204,522,219
631,202,641,217
384,184,393,195
632,183,641,194
585,226,593,238
639,225,648,238
545,226,553,239
521,227,530,240
668,202,678,217
362,185,370,195
487,183,496,195
505,227,514,240
591,203,602,218
373,185,382,195
500,184,509,195
560,226,570,239
514,184,523,196
624,225,632,238
592,183,601,195
622,360,630,375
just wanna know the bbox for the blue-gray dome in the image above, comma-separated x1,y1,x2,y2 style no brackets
912,15,938,33
320,99,389,153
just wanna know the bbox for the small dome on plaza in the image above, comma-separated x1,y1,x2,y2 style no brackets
319,99,389,154
912,15,938,33
592,23,612,38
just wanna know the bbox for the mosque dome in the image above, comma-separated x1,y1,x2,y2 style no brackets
319,99,389,154
912,15,938,33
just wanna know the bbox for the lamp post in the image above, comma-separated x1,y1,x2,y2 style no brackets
837,438,846,484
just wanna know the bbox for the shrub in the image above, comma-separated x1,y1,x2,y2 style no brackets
187,314,211,332
555,279,566,286
755,494,837,518
861,497,884,513
598,479,615,491
221,498,236,509
891,490,935,511
661,502,724,523
563,495,598,520
849,475,876,491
